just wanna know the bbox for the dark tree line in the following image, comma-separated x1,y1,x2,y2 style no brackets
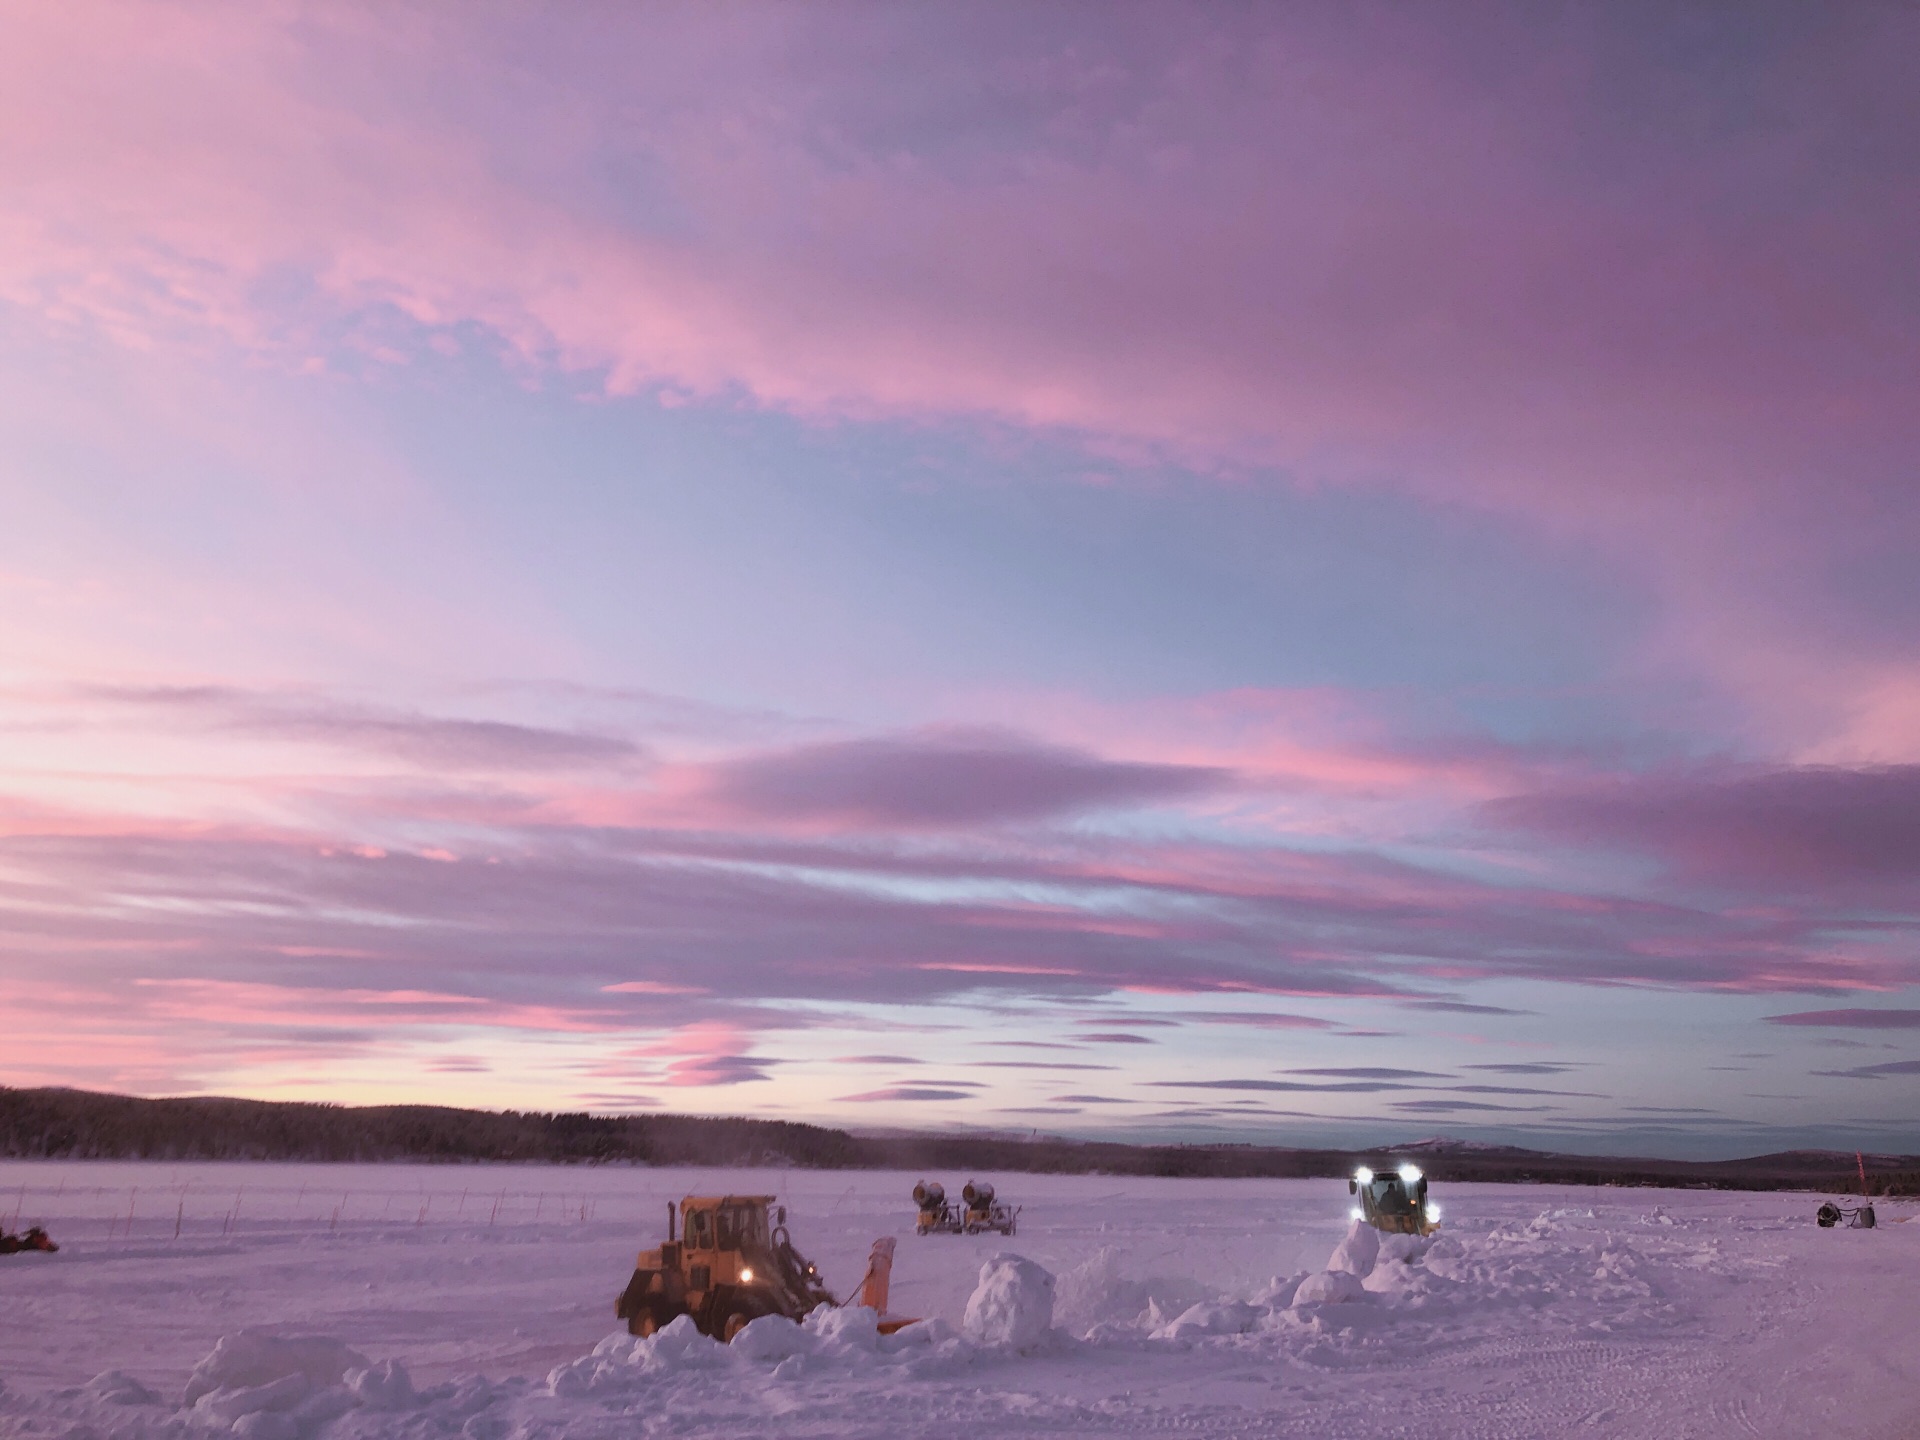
2,1086,1911,1192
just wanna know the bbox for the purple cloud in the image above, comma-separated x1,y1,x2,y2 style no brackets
1766,1010,1920,1029
836,1086,975,1103
1810,1060,1920,1080
692,729,1227,828
84,685,643,771
1463,1063,1584,1075
1489,765,1920,893
1187,1012,1338,1031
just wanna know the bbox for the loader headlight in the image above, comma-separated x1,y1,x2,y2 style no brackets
1354,1167,1373,1185
740,1267,754,1283
1426,1203,1440,1221
1398,1164,1422,1184
1350,1207,1364,1220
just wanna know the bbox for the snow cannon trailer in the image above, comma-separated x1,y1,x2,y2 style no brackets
1817,1201,1877,1229
961,1181,1019,1236
1349,1164,1439,1236
616,1195,918,1341
913,1180,961,1234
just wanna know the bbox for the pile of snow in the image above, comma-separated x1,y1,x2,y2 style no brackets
547,1304,980,1399
1327,1218,1381,1278
962,1252,1056,1351
1287,1219,1384,1308
1054,1245,1208,1335
179,1332,389,1439
1149,1298,1263,1341
1292,1268,1368,1305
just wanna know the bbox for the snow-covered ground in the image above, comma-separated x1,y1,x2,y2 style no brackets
0,1161,1914,1438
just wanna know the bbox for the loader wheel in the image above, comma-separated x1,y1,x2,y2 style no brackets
722,1310,756,1343
628,1303,670,1339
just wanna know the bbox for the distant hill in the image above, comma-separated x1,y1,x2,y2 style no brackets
2,1085,1914,1194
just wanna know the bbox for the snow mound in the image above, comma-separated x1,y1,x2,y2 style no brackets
806,1303,886,1354
343,1358,416,1410
1151,1298,1263,1341
729,1313,811,1363
547,1306,980,1397
83,1370,160,1406
962,1253,1056,1350
184,1333,369,1407
548,1314,731,1397
179,1332,368,1438
1293,1269,1368,1306
1055,1245,1207,1336
1328,1219,1381,1278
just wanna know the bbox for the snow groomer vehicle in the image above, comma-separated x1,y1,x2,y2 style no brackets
617,1194,914,1340
1349,1163,1439,1236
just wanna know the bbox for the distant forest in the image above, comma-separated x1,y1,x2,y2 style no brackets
3,1086,1914,1194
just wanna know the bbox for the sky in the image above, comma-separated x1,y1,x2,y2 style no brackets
1,2,1918,1159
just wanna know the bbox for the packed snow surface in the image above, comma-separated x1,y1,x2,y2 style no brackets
0,1162,1916,1437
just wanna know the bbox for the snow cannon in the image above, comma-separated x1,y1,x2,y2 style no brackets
1816,1201,1877,1229
960,1180,1020,1236
913,1181,959,1234
1348,1163,1439,1236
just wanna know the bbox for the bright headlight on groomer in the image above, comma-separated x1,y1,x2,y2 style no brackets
1398,1164,1423,1185
1353,1166,1374,1185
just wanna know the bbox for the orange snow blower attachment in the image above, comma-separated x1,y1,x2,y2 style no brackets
855,1235,920,1335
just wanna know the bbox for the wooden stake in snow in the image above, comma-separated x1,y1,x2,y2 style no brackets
1858,1152,1870,1195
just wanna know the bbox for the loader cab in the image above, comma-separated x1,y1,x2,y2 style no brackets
676,1195,775,1290
1349,1163,1439,1236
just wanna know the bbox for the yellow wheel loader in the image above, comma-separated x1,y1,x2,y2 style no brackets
615,1194,914,1341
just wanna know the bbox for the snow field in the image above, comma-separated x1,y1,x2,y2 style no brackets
1,1162,1917,1438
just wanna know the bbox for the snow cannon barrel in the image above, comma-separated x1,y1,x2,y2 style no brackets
962,1181,994,1207
913,1181,959,1234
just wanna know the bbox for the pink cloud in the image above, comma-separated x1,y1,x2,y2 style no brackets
4,8,1915,757
3,7,1910,521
